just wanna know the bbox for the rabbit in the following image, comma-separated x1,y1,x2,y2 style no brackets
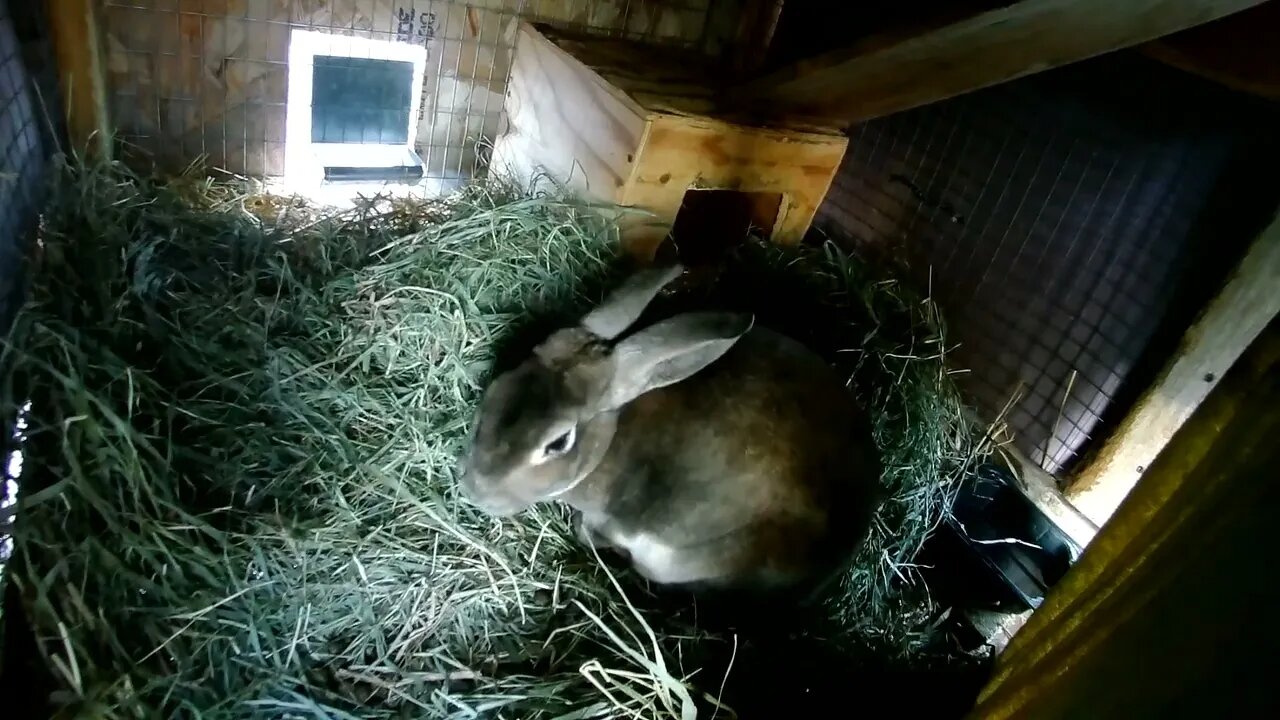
457,263,881,592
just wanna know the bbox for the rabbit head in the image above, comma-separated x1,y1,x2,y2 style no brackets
458,264,752,516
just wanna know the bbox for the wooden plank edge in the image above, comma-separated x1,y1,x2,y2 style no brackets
1141,40,1280,101
47,0,110,158
971,322,1280,718
1137,0,1280,101
726,0,1270,125
1064,211,1280,525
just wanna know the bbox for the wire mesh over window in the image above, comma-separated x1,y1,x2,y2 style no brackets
310,55,414,144
98,0,741,185
813,55,1277,478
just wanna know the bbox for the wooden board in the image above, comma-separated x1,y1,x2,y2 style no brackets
1064,212,1280,525
1141,1,1280,101
48,0,110,157
486,22,851,259
491,23,848,260
489,22,646,200
728,0,785,73
728,0,1270,125
970,324,1280,719
618,114,846,257
534,22,838,133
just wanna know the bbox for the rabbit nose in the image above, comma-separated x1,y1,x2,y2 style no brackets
457,463,480,494
456,461,490,501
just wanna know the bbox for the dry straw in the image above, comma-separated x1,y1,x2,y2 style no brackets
1,157,988,718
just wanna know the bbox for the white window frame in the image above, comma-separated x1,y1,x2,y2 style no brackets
284,29,429,190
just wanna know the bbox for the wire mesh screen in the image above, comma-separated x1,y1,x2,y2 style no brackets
98,0,739,187
814,55,1277,478
0,0,50,333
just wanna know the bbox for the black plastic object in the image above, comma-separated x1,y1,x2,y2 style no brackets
921,463,1082,614
322,164,424,182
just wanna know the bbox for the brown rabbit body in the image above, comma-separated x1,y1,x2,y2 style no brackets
459,265,881,591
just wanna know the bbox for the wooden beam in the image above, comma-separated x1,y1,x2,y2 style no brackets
727,0,1270,124
1065,212,1280,525
729,0,785,74
970,323,1280,719
1141,1,1280,101
47,0,110,158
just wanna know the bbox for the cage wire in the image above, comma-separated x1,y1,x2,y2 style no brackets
2,0,58,566
0,1,49,332
814,55,1272,478
99,0,733,188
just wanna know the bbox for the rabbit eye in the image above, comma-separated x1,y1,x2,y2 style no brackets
541,426,576,459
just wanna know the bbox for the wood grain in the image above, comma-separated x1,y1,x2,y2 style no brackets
1141,1,1280,101
971,324,1280,719
1065,212,1280,525
48,0,110,157
491,23,848,261
729,0,1270,125
621,115,847,255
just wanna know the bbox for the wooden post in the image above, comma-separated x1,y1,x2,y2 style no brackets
726,0,1269,124
968,323,1280,719
729,0,785,74
47,0,110,158
1065,213,1280,525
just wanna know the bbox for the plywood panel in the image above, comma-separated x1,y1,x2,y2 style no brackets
489,23,849,259
622,116,847,251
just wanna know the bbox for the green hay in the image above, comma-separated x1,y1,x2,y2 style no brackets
1,157,989,718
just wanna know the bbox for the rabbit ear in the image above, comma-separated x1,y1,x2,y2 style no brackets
581,264,684,340
600,312,753,410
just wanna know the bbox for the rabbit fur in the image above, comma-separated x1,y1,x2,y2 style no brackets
458,264,881,591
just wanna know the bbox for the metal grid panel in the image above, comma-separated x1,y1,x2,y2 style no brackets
99,0,726,184
0,0,49,333
814,56,1276,477
2,0,55,562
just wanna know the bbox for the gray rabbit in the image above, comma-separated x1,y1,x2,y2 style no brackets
458,264,881,592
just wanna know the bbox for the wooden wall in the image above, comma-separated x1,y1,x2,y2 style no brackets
97,0,735,178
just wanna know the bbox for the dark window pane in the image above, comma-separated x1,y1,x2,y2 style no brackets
311,55,414,145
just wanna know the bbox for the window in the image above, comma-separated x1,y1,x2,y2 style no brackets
284,30,428,194
311,56,414,145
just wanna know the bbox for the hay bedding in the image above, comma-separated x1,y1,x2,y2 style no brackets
0,158,990,718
